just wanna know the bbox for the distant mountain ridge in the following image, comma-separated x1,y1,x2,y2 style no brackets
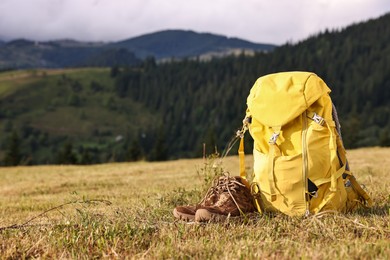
0,30,276,69
111,30,276,59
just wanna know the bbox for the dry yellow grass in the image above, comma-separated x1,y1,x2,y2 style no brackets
0,147,389,259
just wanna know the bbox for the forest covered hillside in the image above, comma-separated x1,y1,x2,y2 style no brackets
0,13,389,165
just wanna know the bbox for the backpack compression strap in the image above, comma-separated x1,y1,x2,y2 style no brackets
237,122,265,213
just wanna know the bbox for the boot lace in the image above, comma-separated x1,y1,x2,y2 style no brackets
199,174,247,214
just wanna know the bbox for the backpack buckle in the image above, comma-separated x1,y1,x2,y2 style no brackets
312,113,325,125
268,132,280,144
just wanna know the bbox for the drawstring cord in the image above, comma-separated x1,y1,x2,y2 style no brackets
219,120,249,163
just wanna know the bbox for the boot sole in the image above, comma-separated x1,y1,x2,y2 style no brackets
195,208,228,222
173,208,195,222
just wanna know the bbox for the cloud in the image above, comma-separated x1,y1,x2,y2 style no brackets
0,0,389,44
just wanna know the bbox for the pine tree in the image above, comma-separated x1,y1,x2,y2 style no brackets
57,142,78,164
127,138,143,161
3,131,22,166
149,128,168,161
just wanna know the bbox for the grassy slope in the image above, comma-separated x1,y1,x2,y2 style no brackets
0,147,389,259
0,69,158,162
0,69,128,134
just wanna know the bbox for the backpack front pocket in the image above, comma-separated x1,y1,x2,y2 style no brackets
253,148,306,215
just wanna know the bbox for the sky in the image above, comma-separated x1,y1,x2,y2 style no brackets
0,0,389,45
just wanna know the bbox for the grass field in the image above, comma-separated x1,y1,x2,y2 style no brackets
0,147,389,259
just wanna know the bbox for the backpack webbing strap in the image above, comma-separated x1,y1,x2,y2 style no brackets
237,119,249,180
268,126,281,202
238,127,266,214
238,137,246,179
325,120,340,193
313,164,346,187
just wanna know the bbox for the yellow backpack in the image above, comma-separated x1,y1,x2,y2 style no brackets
239,71,372,216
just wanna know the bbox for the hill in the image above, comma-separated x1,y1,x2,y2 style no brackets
0,30,276,69
0,68,159,164
0,39,141,69
0,13,389,166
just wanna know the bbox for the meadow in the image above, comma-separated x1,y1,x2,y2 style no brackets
0,147,389,259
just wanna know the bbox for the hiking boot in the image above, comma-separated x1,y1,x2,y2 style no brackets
173,175,256,222
172,205,197,222
195,175,256,222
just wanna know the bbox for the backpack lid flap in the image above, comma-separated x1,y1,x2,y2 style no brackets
247,72,331,127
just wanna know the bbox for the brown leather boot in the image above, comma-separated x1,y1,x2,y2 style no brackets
173,175,256,222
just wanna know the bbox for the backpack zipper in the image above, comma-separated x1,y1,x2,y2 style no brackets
302,111,310,216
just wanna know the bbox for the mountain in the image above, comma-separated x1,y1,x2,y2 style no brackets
0,30,276,69
0,13,389,166
110,29,276,59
